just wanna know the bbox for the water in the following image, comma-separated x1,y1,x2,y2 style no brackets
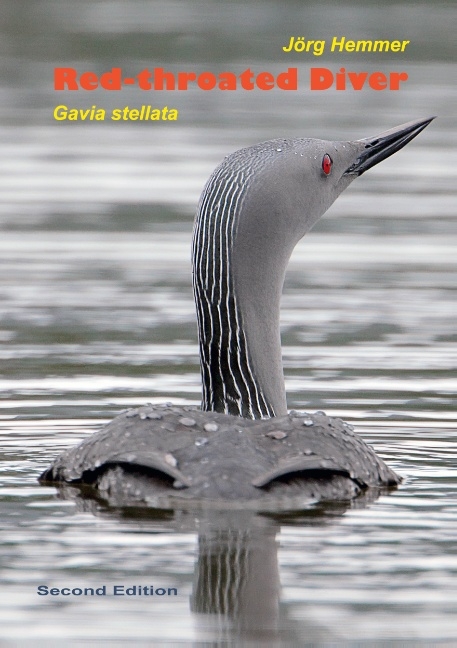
1,1,456,644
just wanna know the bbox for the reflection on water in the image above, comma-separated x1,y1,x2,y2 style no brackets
1,420,456,643
1,0,457,643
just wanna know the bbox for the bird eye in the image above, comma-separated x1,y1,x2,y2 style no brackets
322,154,333,175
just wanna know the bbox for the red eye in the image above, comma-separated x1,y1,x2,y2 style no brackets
322,153,333,175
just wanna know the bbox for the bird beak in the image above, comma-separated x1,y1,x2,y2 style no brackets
344,116,435,176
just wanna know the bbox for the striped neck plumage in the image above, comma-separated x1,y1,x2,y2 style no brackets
192,148,287,420
191,120,435,420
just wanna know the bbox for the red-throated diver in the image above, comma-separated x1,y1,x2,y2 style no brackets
40,117,434,510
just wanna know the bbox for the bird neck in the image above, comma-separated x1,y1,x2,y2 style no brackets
192,157,288,420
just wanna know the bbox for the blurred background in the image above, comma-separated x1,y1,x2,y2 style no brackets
0,1,456,644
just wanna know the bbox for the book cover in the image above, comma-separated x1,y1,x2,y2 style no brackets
0,1,455,645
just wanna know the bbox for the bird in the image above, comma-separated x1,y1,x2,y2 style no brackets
40,117,434,511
